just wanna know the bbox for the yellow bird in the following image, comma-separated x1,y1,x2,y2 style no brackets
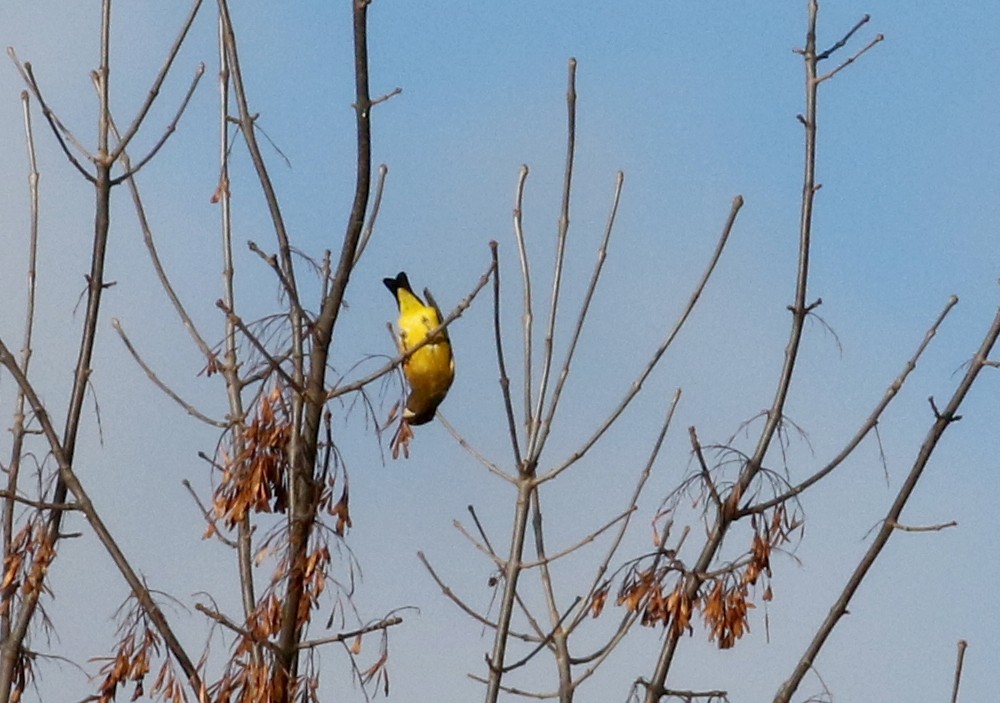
383,272,454,425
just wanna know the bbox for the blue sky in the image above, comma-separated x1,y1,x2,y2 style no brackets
0,2,998,702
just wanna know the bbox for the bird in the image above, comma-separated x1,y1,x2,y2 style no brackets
383,271,454,425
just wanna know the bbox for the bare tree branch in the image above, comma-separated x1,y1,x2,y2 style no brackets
107,115,217,365
438,414,514,482
7,50,95,182
886,519,956,533
543,195,742,485
513,165,534,436
296,616,404,651
525,58,577,465
0,339,203,697
815,13,870,60
2,89,42,645
112,320,227,428
247,240,309,323
417,551,536,643
531,170,624,465
642,3,839,694
690,427,724,513
774,303,1000,703
215,300,300,391
569,388,682,637
491,240,526,470
817,34,884,83
109,62,205,185
950,640,968,703
108,0,205,161
740,295,958,516
353,164,389,266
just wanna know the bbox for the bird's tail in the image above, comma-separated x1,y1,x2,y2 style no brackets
382,271,413,298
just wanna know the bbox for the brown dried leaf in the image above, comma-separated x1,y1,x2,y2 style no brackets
331,488,351,536
590,588,608,618
389,416,413,459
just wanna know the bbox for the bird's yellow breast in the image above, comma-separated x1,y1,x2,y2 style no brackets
404,341,454,395
398,306,454,396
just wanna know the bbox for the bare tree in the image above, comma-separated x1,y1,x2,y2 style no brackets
1,1,207,699
0,2,996,703
0,0,475,700
415,4,999,703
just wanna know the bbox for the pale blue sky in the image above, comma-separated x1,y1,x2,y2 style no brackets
0,2,998,702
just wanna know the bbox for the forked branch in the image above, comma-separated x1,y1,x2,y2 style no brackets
542,195,742,485
774,303,1000,703
739,295,958,516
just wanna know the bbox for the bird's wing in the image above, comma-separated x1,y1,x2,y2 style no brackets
423,288,450,343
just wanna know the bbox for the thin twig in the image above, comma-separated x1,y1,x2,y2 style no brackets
532,170,624,464
568,388,682,635
453,507,548,643
525,58,577,464
417,551,535,642
544,195,742,485
7,50,95,181
886,519,956,533
690,427,724,512
950,640,968,703
216,0,300,352
105,109,216,365
526,490,565,689
437,414,513,482
468,505,499,556
353,164,388,266
247,241,308,323
520,509,632,569
3,89,42,644
296,616,403,651
499,597,581,673
108,0,205,161
113,320,227,428
215,300,299,391
453,520,506,568
740,295,958,516
490,241,525,470
370,86,402,107
815,13,870,60
195,603,279,653
513,165,534,434
0,492,78,513
109,63,205,185
467,675,554,700
817,34,884,83
659,687,729,701
181,479,237,549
